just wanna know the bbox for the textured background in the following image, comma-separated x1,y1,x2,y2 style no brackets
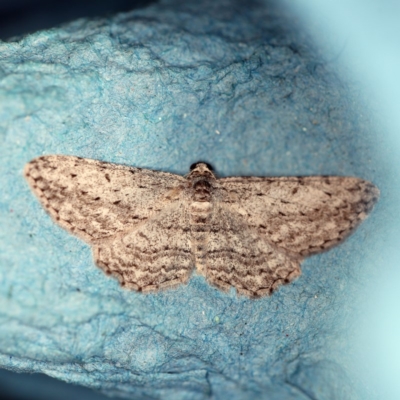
0,0,396,399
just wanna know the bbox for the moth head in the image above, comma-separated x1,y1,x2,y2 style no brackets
188,162,216,180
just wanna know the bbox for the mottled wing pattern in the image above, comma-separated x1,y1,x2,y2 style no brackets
219,176,379,257
25,156,380,298
202,204,300,298
94,203,193,292
24,155,184,244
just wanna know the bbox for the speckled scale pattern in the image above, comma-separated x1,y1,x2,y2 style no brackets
24,155,379,298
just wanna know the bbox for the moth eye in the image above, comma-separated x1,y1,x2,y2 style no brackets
190,162,214,171
204,162,214,171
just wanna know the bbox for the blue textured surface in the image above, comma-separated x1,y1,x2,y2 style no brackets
0,1,387,399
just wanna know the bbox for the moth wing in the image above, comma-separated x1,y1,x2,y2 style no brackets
24,155,185,244
202,205,300,298
219,176,379,257
94,203,194,292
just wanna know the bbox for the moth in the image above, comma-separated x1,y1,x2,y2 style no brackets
24,156,379,298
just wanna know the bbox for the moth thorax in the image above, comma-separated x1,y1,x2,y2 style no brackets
190,201,212,225
192,180,212,202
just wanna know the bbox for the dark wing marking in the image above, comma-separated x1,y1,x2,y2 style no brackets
201,204,300,298
94,203,193,292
